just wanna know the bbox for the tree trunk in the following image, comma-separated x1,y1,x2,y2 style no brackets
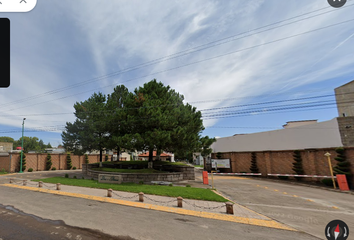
117,146,120,161
148,148,153,168
99,149,103,167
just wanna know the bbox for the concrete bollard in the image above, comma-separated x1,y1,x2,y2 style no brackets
23,180,27,186
56,183,61,190
107,189,112,197
177,197,183,208
10,178,13,183
39,181,43,188
226,202,234,215
139,192,144,202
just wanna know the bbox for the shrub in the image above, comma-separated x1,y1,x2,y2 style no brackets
82,176,85,179
139,181,144,184
51,167,56,171
85,154,89,164
66,153,72,170
105,154,108,162
1,168,6,173
65,174,69,178
186,184,191,187
322,178,337,187
91,178,94,180
169,183,173,187
46,153,52,171
250,152,259,174
73,166,77,170
216,152,222,159
278,176,289,180
73,175,77,179
28,168,33,172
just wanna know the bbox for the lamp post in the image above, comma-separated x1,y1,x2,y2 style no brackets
19,118,26,173
324,152,336,189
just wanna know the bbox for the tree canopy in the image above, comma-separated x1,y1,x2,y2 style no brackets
62,79,210,167
0,136,51,152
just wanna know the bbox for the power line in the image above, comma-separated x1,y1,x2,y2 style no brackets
2,17,354,114
1,4,352,110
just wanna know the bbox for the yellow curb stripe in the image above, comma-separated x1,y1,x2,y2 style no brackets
1,184,296,231
0,173,17,176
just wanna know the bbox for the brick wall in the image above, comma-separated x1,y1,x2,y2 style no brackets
4,153,102,172
213,147,354,188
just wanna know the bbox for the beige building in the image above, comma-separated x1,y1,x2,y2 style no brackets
0,142,13,152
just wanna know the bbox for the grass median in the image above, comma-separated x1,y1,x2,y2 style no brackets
33,177,227,202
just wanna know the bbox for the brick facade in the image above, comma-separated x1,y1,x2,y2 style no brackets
212,147,354,188
1,153,103,172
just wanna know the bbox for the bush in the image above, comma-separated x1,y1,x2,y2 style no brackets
85,154,89,164
139,181,144,184
46,153,52,171
73,166,77,170
105,154,109,162
1,168,6,173
321,178,337,187
66,153,72,170
169,183,173,187
82,176,85,179
65,174,69,178
91,178,94,180
28,168,33,172
186,184,191,187
51,167,56,171
278,176,289,180
73,175,77,179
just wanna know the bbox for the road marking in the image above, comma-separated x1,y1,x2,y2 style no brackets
332,206,339,209
1,183,296,232
293,195,298,197
306,199,313,202
264,187,268,189
283,192,287,195
274,189,279,192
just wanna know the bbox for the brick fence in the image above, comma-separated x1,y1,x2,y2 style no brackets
0,153,103,172
212,147,354,188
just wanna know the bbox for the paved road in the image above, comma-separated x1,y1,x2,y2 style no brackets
0,171,320,240
209,174,354,239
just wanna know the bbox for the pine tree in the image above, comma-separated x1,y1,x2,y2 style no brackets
21,153,26,171
46,153,52,170
85,154,89,164
250,152,259,173
292,150,304,181
67,153,72,170
333,148,351,187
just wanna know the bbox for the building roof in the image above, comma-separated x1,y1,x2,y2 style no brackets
335,79,354,90
138,151,172,157
211,118,342,152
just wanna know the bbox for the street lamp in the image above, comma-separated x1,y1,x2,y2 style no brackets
19,118,26,173
324,152,336,189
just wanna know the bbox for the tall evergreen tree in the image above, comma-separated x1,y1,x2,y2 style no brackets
66,153,72,170
46,153,52,170
250,152,259,173
292,150,304,181
334,148,351,187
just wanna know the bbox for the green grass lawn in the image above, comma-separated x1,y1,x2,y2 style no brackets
0,172,8,175
194,165,204,168
92,168,166,173
33,177,227,202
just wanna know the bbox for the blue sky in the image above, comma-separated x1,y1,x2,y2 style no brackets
0,0,354,147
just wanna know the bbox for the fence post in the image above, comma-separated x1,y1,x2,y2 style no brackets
39,181,43,188
23,180,27,186
107,189,112,197
177,197,183,208
226,202,234,215
139,192,144,202
56,183,61,190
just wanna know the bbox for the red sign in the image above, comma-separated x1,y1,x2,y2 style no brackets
336,174,350,191
202,171,209,185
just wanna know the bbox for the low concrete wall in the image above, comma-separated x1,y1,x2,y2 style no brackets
82,163,195,182
86,169,184,183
